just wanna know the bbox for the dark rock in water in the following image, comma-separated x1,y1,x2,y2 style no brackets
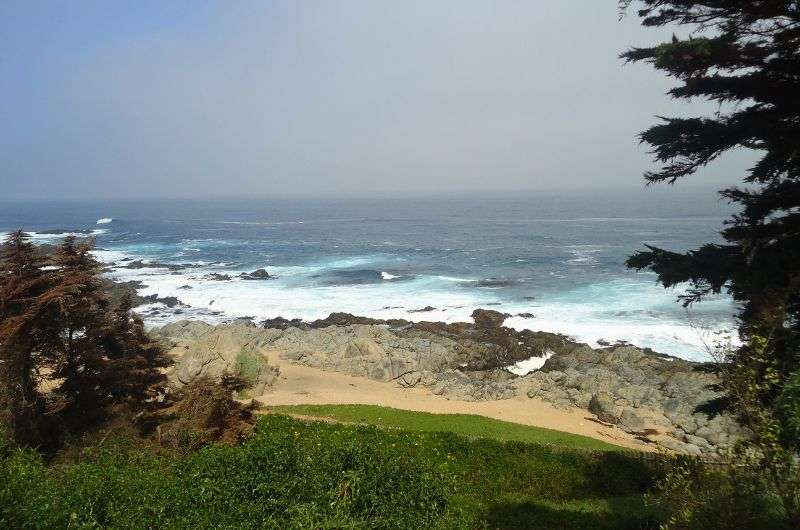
408,306,437,313
472,309,508,328
240,268,272,280
120,257,133,262
178,285,193,290
121,260,203,272
516,312,535,318
262,316,306,330
382,306,404,310
476,278,513,288
209,300,215,306
204,273,231,281
139,294,184,308
311,312,385,327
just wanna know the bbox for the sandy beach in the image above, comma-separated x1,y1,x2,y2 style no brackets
257,351,648,451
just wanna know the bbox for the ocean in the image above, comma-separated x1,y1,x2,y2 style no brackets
0,188,738,361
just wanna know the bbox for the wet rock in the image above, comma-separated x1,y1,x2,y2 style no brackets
240,268,272,280
408,306,437,313
471,308,508,328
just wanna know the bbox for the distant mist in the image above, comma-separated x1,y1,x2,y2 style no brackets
1,1,755,200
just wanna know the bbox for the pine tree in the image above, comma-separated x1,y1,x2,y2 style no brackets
0,231,51,447
37,236,111,426
622,0,800,429
100,292,169,407
622,1,800,522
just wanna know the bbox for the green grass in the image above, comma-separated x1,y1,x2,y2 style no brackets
271,403,624,452
1,415,660,529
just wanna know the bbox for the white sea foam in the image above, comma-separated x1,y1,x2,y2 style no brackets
436,276,475,282
0,229,109,243
96,218,113,225
95,245,737,362
507,350,554,375
502,279,738,361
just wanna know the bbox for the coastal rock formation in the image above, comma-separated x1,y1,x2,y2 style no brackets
239,268,272,280
516,345,749,456
151,311,748,455
160,320,280,398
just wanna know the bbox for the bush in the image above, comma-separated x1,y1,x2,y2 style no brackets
0,416,451,529
1,414,666,529
646,455,790,530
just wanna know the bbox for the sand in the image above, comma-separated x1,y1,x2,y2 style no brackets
256,352,648,451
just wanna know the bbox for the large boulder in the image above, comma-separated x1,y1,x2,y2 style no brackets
240,268,272,280
589,392,621,424
159,322,280,397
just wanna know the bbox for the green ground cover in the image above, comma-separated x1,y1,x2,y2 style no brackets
1,413,660,529
271,403,623,452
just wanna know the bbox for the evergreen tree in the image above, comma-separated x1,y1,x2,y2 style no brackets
622,0,800,431
622,1,800,523
36,236,110,426
99,292,169,408
0,231,51,447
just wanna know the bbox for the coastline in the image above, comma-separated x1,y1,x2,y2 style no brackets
153,313,747,456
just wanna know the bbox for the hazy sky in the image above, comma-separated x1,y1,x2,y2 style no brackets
1,1,752,199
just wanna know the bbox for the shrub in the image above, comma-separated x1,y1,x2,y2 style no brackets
646,455,790,530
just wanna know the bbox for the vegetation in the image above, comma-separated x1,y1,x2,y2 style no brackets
622,1,800,527
0,231,169,450
272,404,622,451
1,414,661,529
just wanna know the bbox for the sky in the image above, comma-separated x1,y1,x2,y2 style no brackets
0,1,754,200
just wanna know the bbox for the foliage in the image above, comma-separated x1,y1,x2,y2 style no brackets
646,454,789,530
0,231,53,448
0,232,169,449
273,404,622,451
0,414,661,529
621,1,800,404
622,3,800,526
155,375,257,454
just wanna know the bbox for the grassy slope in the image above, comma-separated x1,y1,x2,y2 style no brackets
271,403,623,452
1,414,659,529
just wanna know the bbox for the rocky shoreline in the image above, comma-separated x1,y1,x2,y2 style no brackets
152,309,747,457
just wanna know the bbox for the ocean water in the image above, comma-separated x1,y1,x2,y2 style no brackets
0,189,738,361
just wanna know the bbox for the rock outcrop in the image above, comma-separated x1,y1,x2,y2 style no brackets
151,311,748,455
239,268,272,280
159,320,280,398
516,345,748,456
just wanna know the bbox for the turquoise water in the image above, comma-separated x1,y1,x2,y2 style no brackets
0,189,738,360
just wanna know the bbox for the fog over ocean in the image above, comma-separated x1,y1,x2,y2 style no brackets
1,189,738,361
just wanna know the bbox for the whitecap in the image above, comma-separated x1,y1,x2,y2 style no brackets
96,218,113,225
381,272,399,280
